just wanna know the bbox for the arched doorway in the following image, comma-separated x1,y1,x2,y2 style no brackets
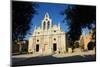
36,44,39,52
87,41,95,50
53,43,57,51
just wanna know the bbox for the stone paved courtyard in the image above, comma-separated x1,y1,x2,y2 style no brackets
12,50,96,66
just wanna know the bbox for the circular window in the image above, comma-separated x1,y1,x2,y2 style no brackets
54,38,56,41
37,40,39,42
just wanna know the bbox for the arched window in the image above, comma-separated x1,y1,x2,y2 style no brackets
43,21,45,30
47,21,50,29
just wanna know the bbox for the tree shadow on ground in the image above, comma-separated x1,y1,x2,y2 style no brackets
12,54,96,66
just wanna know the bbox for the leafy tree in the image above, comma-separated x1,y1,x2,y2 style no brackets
12,1,38,41
62,5,96,46
73,41,79,48
12,1,38,54
92,27,96,40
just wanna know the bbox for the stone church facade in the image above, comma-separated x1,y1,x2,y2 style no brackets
28,13,68,55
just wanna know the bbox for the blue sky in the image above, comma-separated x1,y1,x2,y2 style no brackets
25,2,90,39
31,2,69,31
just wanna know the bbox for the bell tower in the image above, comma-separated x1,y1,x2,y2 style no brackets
41,12,52,30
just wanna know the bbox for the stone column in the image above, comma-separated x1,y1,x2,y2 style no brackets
58,35,61,54
33,36,36,54
40,36,43,55
49,36,52,54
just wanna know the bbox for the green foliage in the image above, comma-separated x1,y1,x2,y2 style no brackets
72,41,79,49
62,5,96,44
92,27,96,40
12,42,19,53
12,1,38,40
